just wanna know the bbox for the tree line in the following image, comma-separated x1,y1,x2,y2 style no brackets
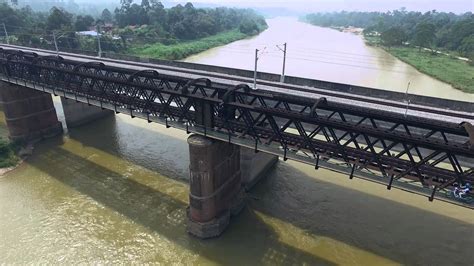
0,1,267,53
113,0,267,40
305,9,474,59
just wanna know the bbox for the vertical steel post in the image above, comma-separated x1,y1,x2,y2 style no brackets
52,31,59,55
280,43,287,83
96,25,102,58
404,82,411,117
253,49,259,89
2,23,9,45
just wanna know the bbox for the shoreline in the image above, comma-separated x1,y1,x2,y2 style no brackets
0,140,33,177
316,24,473,94
0,159,23,176
127,27,267,61
363,37,474,94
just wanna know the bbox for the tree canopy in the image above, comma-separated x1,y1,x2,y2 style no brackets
113,1,267,40
381,27,407,47
305,10,474,56
0,1,267,57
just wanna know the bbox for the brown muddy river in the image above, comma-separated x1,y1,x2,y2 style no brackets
0,17,473,265
185,17,474,102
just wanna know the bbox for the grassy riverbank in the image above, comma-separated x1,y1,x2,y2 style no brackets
365,38,474,93
387,47,474,93
128,29,254,60
0,138,19,168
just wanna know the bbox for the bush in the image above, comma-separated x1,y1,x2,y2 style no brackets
0,138,19,168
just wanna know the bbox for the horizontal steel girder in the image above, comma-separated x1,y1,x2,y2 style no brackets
1,48,473,207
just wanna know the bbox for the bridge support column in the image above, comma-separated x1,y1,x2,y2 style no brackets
60,97,114,128
0,82,63,142
187,134,244,239
240,148,278,190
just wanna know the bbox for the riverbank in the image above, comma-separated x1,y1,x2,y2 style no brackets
128,29,263,60
0,138,20,173
387,47,473,93
365,37,474,93
330,26,473,93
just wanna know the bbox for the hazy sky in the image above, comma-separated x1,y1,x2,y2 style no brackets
76,0,474,13
168,0,474,13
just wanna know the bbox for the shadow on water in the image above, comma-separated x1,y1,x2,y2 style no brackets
27,137,335,265
61,115,473,265
251,163,474,266
66,114,190,183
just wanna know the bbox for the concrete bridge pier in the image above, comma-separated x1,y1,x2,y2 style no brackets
0,82,63,142
186,134,278,238
60,97,114,128
187,134,244,238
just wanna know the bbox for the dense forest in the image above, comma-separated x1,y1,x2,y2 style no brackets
0,1,267,58
305,10,474,59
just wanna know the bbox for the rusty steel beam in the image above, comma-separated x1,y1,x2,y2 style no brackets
0,48,472,206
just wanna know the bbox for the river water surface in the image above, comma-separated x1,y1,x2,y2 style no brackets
0,18,473,265
186,17,474,102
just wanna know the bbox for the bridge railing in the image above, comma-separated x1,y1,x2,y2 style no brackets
1,47,473,207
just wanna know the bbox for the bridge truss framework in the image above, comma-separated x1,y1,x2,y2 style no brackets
0,48,473,207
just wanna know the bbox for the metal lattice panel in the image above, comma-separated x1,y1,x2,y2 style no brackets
0,48,473,206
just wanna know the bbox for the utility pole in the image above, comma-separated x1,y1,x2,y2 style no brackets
277,42,287,83
52,31,59,56
404,82,411,117
2,23,9,45
253,48,259,89
96,25,102,58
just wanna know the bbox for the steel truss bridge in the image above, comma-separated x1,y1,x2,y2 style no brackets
0,47,473,207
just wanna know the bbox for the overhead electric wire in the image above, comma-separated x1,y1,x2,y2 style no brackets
1,24,418,75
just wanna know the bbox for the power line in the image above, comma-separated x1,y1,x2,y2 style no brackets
1,24,420,75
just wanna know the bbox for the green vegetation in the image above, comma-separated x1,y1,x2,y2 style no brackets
304,10,474,59
0,138,19,168
128,29,248,60
387,46,474,93
304,10,474,93
0,1,267,58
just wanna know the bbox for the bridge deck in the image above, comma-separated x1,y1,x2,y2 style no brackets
0,45,472,208
2,44,472,125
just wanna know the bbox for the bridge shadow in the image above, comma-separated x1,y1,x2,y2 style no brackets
250,163,474,266
65,114,190,183
27,137,335,265
62,114,474,265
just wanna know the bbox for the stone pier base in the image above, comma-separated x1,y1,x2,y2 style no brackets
0,82,63,142
60,97,114,128
187,134,244,239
